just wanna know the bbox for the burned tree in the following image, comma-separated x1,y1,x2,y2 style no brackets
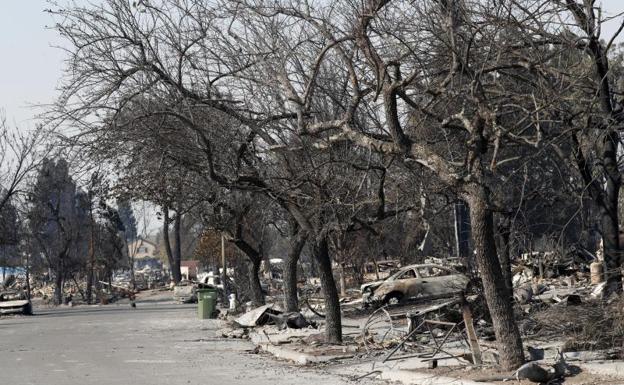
553,1,624,297
49,0,624,363
28,158,87,305
236,0,591,368
0,118,46,215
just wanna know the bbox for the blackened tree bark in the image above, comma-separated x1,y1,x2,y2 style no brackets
600,157,621,296
85,257,94,303
173,210,183,282
25,252,31,300
248,257,264,306
162,205,181,284
573,131,621,297
464,185,524,369
53,260,64,305
586,65,622,299
284,223,307,311
312,236,342,344
497,218,513,295
563,2,622,298
230,235,265,306
49,240,71,306
454,202,470,255
86,202,96,304
227,214,266,306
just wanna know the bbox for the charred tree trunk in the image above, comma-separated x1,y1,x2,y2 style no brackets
497,219,514,295
465,186,524,370
25,253,31,300
162,206,179,284
86,208,96,304
284,230,307,312
339,264,347,297
53,260,63,305
248,257,265,306
85,269,94,304
172,211,182,283
573,130,622,298
125,236,136,290
312,236,342,344
574,21,623,297
231,235,265,306
600,131,622,297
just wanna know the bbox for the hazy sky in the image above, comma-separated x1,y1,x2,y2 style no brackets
1,0,624,128
0,1,66,128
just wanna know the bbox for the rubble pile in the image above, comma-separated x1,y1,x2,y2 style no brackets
233,303,315,330
210,252,624,382
217,326,250,339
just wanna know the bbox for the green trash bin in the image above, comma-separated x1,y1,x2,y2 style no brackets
197,288,217,319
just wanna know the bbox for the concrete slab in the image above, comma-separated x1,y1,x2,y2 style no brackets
259,343,356,365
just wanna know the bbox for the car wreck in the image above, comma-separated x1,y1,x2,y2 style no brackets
0,290,32,315
361,263,469,306
173,280,199,303
173,277,223,304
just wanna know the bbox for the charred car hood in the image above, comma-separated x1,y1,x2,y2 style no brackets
361,280,385,293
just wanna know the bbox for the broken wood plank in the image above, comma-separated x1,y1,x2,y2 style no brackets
462,294,482,365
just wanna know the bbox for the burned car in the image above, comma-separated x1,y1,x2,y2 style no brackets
173,280,200,303
0,290,32,315
361,264,469,306
173,278,223,304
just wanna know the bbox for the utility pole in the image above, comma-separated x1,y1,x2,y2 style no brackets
454,201,472,270
219,205,229,306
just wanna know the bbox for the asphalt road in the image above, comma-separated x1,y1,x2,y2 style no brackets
0,295,374,385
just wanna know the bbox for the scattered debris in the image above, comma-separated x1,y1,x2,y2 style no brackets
219,251,624,379
360,307,406,352
474,350,568,383
514,284,533,304
234,304,283,327
591,282,607,298
217,327,249,339
267,312,311,330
